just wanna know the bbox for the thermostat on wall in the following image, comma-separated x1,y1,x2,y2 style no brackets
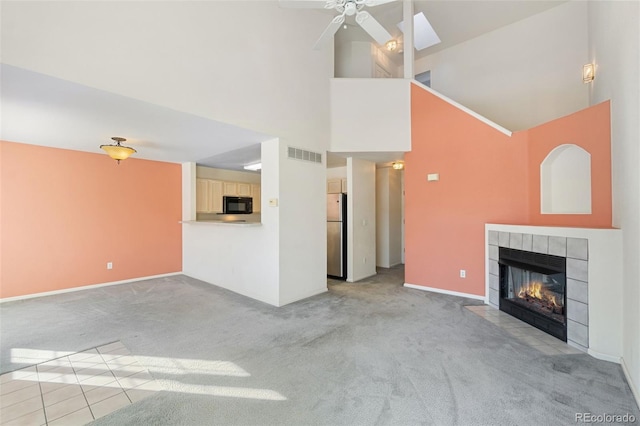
269,198,278,207
427,173,440,181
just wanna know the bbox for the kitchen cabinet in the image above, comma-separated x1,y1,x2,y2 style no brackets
237,183,251,197
196,178,209,213
223,182,238,196
327,178,342,194
327,178,347,194
210,181,223,213
251,184,261,213
196,179,223,213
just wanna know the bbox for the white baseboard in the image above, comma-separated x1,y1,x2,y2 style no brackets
621,357,640,410
404,283,485,301
587,348,621,364
0,272,182,303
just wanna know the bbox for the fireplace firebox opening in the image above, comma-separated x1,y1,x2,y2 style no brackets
498,247,567,341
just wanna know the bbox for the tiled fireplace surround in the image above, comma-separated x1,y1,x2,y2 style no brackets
485,224,623,363
487,230,589,351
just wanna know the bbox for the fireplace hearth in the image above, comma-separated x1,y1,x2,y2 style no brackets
499,247,567,341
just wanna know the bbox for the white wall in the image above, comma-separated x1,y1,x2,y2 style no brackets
588,0,640,405
335,42,375,78
330,78,411,153
1,1,333,151
388,168,403,266
184,139,328,307
278,141,328,305
182,141,281,306
183,162,196,222
376,168,390,267
414,1,589,131
347,157,376,282
335,41,398,79
376,167,403,268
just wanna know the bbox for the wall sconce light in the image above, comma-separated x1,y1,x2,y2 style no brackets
100,137,136,164
392,161,404,170
385,39,398,52
583,63,595,83
243,162,262,171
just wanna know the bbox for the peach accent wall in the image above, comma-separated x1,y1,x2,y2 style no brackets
528,101,612,227
0,141,182,299
405,85,529,296
406,85,612,296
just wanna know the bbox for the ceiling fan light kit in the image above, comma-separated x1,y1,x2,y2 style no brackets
313,0,395,50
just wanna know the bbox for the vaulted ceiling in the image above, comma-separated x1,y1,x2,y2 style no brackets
1,1,566,170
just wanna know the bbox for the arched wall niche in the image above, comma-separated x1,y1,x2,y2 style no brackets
540,144,592,214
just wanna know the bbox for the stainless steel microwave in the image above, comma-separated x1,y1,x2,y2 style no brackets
223,196,253,214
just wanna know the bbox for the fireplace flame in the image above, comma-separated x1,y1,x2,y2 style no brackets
517,281,560,307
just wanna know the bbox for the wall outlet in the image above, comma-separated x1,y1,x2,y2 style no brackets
460,269,466,278
107,262,113,270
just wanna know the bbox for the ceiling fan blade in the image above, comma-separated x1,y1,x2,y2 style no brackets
313,14,345,50
278,0,330,9
355,10,392,45
362,0,397,7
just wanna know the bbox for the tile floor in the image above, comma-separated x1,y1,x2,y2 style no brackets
465,304,583,356
0,341,160,426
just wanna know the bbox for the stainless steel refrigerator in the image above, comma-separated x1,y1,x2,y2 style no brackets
327,193,347,280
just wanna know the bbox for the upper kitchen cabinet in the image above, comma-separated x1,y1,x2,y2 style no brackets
196,179,223,213
327,178,342,194
237,183,251,197
223,181,251,197
327,178,347,194
223,182,238,196
251,184,261,213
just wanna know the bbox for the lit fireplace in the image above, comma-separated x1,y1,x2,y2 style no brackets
518,281,563,314
499,248,567,341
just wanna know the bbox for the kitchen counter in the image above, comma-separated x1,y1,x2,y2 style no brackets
180,220,262,227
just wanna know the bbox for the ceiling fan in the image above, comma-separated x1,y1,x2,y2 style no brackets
291,0,396,50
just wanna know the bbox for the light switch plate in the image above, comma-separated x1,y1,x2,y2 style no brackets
427,173,440,181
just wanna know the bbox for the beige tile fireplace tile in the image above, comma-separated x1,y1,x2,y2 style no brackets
489,245,498,261
568,320,589,347
489,260,499,276
567,237,588,260
522,233,533,252
548,236,567,257
567,299,589,326
509,233,523,250
532,235,548,254
567,278,589,304
489,274,499,291
498,231,510,247
488,230,499,245
567,258,589,282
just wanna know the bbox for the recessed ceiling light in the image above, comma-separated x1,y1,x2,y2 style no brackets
398,12,441,51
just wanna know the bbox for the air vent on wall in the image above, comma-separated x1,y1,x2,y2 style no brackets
287,146,323,164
